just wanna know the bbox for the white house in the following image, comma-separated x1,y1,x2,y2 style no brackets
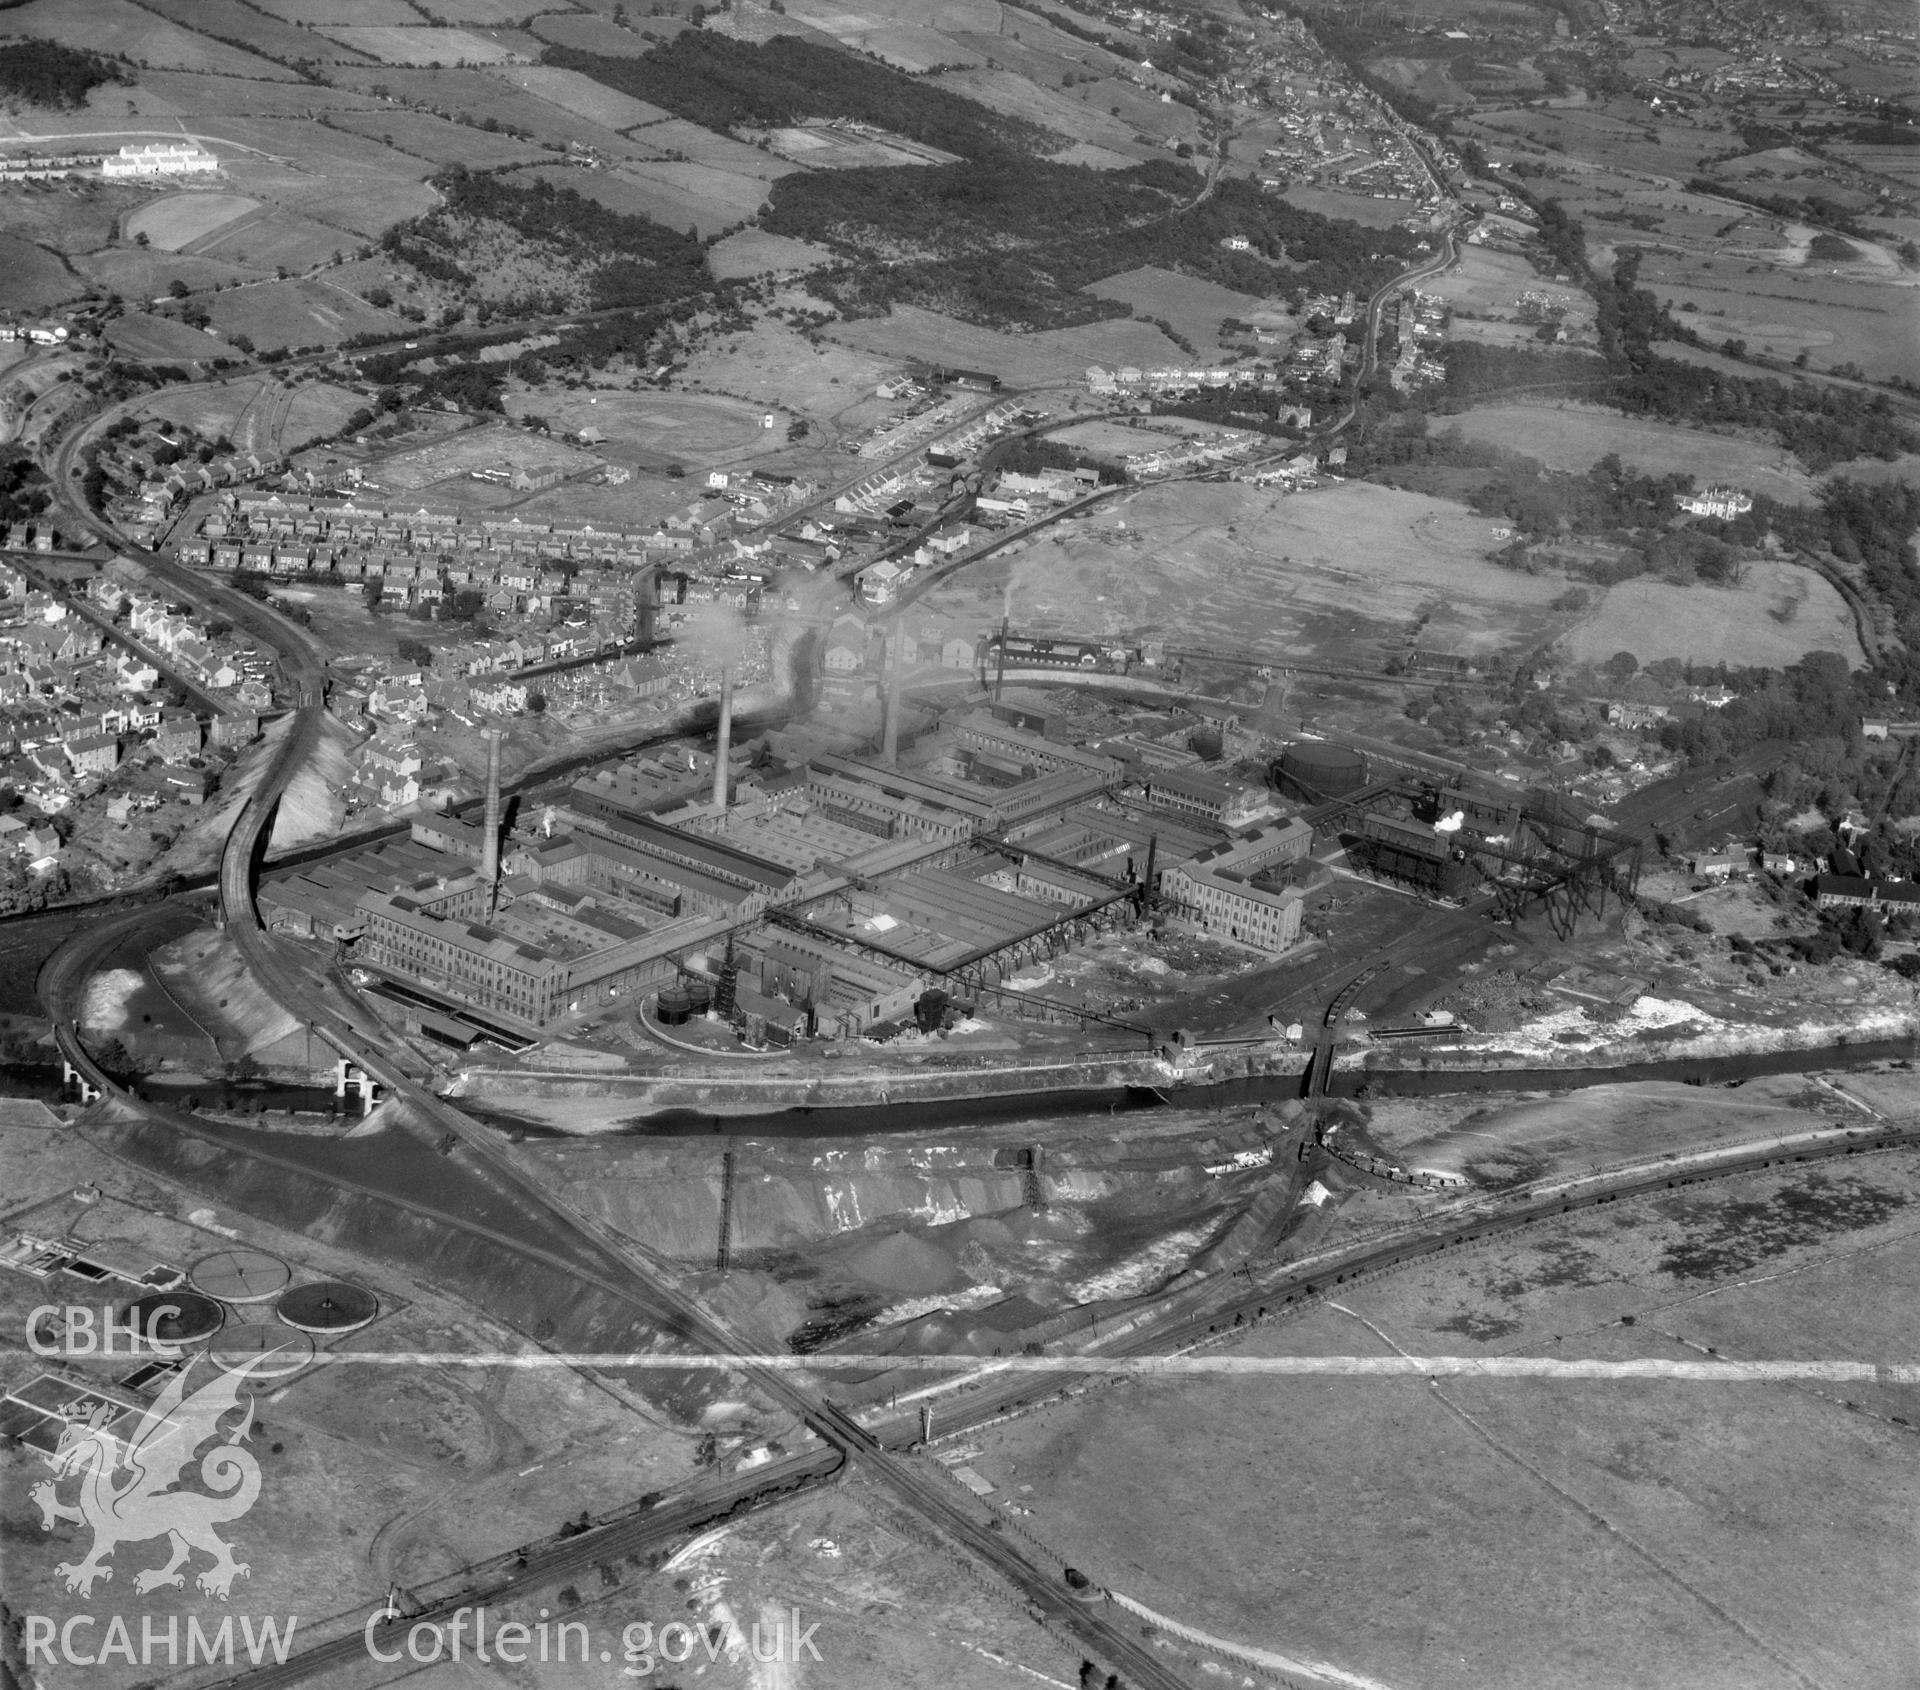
102,143,217,179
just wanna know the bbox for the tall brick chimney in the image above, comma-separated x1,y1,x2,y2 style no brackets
481,727,503,910
712,663,734,812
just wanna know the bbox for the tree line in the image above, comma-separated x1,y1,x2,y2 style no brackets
769,169,1420,330
421,166,711,314
545,34,1055,162
0,39,128,108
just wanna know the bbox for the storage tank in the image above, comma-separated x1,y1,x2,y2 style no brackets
656,988,691,1026
684,978,713,1016
1274,742,1367,802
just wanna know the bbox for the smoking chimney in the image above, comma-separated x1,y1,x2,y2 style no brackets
712,663,735,812
481,727,503,910
882,618,905,766
994,615,1008,703
637,563,659,648
1136,830,1158,915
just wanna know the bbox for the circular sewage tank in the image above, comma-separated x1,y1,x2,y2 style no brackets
1274,742,1367,803
122,1291,224,1348
275,1281,377,1334
190,1249,291,1305
209,1325,315,1379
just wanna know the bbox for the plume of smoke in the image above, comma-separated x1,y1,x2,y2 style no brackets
776,567,847,626
675,600,751,673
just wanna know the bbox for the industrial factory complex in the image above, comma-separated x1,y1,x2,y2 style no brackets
261,684,1191,1047
248,652,1644,1056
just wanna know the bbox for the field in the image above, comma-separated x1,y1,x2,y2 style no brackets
105,311,229,362
1419,242,1585,325
139,375,281,446
189,206,362,274
430,0,554,21
507,390,776,467
1050,417,1203,460
706,227,835,278
509,159,789,238
327,65,652,159
123,192,260,251
917,479,1566,665
138,0,363,67
772,0,998,70
1364,1076,1847,1187
1369,50,1479,110
140,376,365,456
203,119,447,235
0,232,80,309
616,160,780,234
1281,182,1424,228
623,116,799,175
249,0,420,20
114,68,386,121
204,276,409,349
767,122,961,169
1566,558,1861,668
1435,403,1818,503
1082,263,1279,356
360,421,601,491
0,0,300,78
529,11,656,54
326,106,550,167
1465,101,1729,194
825,304,1186,385
1834,143,1920,194
1713,147,1878,217
973,1146,1920,1690
317,24,529,64
484,62,675,131
1638,253,1920,382
923,66,1170,163
675,321,895,424
1824,450,1920,488
214,209,373,272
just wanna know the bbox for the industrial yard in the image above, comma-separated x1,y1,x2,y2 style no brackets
4,0,1920,1683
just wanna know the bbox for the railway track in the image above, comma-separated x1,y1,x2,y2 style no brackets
30,212,1911,1689
203,1449,846,1690
885,1112,1920,1452
32,494,1198,1690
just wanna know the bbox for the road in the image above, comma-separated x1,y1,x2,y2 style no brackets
205,884,1197,1689
1230,222,1463,480
16,121,1779,1687
37,408,1199,1690
1357,226,1460,390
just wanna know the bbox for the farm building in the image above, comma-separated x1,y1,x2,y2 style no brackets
1690,852,1745,881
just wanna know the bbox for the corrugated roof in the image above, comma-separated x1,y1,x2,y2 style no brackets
580,807,794,889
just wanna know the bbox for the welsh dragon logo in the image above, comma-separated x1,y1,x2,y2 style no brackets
31,1355,267,1600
